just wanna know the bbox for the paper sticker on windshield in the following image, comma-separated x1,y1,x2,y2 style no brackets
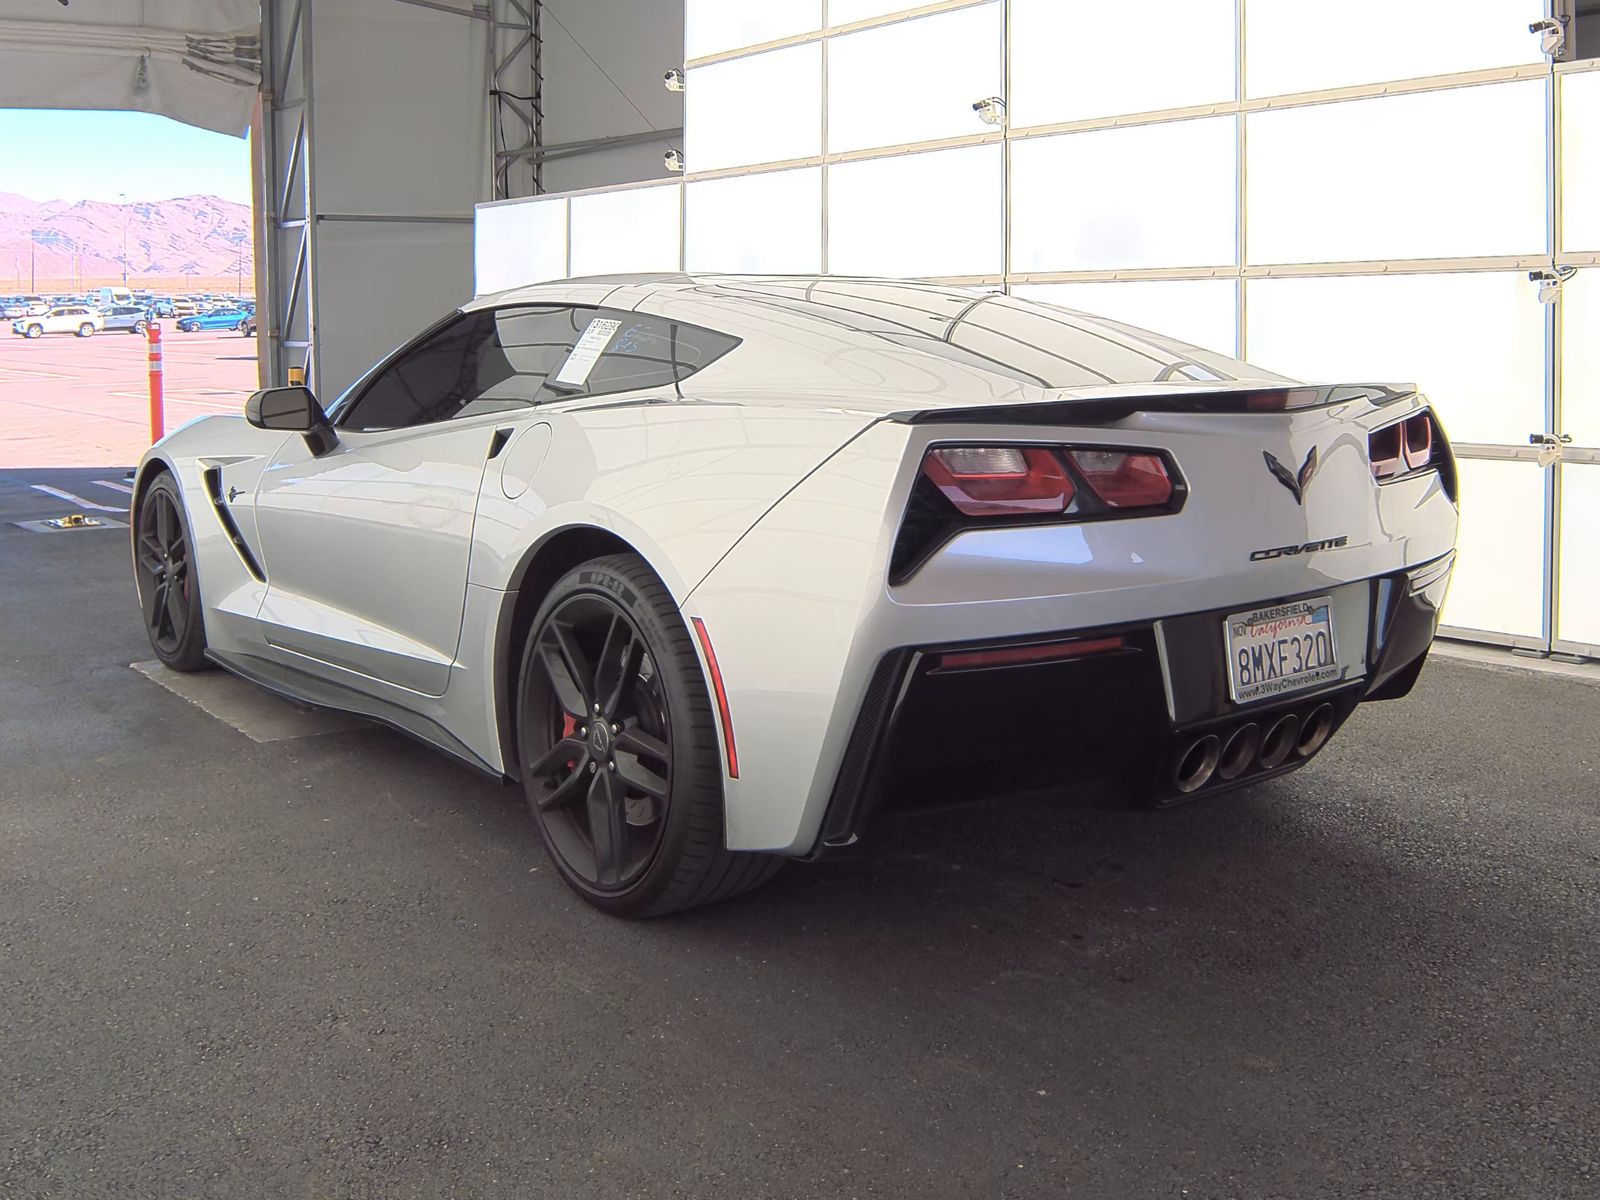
552,318,621,387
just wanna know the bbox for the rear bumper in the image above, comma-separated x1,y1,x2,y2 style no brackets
810,553,1453,855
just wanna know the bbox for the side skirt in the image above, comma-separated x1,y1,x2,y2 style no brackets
205,648,506,782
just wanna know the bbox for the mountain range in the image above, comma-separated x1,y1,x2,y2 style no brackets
0,192,252,290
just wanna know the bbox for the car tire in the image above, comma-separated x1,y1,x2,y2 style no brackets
77,323,95,337
133,320,147,335
516,553,781,917
25,324,42,339
237,319,250,334
133,473,210,673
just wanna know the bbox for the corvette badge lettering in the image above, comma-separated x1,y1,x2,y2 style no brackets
1250,535,1350,562
1264,447,1319,505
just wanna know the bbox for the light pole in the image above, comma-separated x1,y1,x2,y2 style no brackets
119,191,128,285
29,228,36,293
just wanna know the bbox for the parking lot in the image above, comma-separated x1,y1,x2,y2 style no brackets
3,458,1598,1196
0,326,256,469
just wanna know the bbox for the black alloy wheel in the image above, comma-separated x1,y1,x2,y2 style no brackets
523,592,673,891
515,554,781,917
134,477,209,671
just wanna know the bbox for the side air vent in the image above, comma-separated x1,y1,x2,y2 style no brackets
202,467,266,582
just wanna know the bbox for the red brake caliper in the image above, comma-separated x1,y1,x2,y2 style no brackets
560,713,579,771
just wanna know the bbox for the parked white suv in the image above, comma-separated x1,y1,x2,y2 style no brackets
11,305,104,339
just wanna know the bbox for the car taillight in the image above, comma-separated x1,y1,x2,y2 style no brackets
1065,449,1174,508
1402,411,1433,471
918,444,1179,518
922,446,1075,517
892,442,1185,583
1371,411,1439,481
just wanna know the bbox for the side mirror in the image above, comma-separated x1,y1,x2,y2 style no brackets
246,385,337,454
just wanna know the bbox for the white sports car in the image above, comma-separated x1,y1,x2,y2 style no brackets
132,275,1458,916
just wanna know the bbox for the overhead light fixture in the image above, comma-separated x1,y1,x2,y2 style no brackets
663,68,686,93
972,96,1006,127
664,149,685,173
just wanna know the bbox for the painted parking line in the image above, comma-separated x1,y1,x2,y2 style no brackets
0,366,75,381
29,484,127,513
92,479,136,495
131,660,370,742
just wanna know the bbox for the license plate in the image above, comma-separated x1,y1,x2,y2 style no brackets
1224,596,1341,704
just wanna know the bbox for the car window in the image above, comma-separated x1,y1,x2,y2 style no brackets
338,310,507,431
335,305,742,431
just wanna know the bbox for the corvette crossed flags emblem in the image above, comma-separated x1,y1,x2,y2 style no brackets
1263,447,1320,506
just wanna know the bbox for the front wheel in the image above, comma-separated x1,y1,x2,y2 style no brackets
25,324,42,339
77,323,95,337
516,554,780,917
133,474,209,671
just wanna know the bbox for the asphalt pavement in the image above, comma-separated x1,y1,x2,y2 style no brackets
2,468,1598,1200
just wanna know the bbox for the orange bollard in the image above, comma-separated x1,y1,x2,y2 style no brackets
147,322,165,444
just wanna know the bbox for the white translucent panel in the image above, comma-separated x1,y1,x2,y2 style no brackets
1245,0,1544,97
826,4,1000,154
1558,465,1600,648
684,0,820,59
1010,0,1235,126
685,168,822,273
1012,280,1238,357
828,0,918,26
1011,118,1236,272
1247,82,1547,264
1562,270,1600,449
1446,457,1542,640
474,199,567,295
568,185,681,277
685,42,821,172
1443,459,1546,638
1563,71,1600,253
828,144,1002,277
1246,273,1544,446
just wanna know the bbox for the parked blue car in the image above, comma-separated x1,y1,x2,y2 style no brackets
175,308,254,333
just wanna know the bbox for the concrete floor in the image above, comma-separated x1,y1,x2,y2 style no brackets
3,468,1598,1200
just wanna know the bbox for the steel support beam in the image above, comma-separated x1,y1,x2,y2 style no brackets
258,0,320,389
489,0,542,198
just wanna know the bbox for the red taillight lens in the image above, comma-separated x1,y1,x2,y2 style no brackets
1371,411,1437,480
1065,449,1174,508
1369,422,1403,479
923,446,1075,517
1402,412,1433,471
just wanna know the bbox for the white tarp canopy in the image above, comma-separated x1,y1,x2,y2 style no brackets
0,1,259,136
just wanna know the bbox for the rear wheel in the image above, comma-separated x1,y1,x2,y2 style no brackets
133,475,209,671
516,554,780,917
132,320,147,335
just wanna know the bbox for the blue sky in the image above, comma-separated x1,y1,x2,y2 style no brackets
0,110,252,205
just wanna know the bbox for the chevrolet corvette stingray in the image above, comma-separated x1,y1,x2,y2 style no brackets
131,275,1458,916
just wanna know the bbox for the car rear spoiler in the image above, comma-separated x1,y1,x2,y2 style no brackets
891,384,1417,426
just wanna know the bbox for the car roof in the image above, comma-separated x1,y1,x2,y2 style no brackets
467,274,1287,401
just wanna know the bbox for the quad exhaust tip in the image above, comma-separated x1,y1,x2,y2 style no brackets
1217,723,1262,781
1173,734,1222,793
1259,713,1302,770
1296,704,1336,758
